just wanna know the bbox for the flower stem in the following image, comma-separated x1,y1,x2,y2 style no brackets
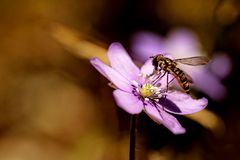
129,114,138,160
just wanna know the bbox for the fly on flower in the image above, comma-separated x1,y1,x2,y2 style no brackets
150,54,209,94
90,43,208,134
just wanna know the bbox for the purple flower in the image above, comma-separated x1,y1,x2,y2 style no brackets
131,29,232,101
90,42,208,134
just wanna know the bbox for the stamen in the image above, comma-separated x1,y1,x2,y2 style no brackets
132,80,139,87
136,88,140,93
139,83,162,100
132,70,168,104
144,97,150,101
138,73,142,77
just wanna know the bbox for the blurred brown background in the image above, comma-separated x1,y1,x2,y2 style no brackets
0,0,240,160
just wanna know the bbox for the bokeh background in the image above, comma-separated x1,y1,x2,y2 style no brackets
0,0,240,159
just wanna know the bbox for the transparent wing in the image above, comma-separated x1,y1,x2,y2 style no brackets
175,56,209,66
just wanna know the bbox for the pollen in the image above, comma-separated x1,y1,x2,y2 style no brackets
139,83,157,98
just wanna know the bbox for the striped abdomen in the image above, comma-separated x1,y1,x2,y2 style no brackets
167,65,190,94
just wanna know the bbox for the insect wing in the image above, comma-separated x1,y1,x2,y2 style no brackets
175,56,209,66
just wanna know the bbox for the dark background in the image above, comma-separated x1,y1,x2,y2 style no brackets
0,0,239,159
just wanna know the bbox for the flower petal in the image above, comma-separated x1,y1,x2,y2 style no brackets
140,59,155,76
163,90,208,115
144,104,186,134
179,64,227,101
210,54,232,79
131,31,166,62
90,58,132,92
107,43,140,81
165,29,202,58
113,89,143,114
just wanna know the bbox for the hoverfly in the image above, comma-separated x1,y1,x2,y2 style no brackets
150,54,209,94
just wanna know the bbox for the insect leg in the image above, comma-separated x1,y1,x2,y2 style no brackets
168,77,175,85
152,70,166,85
161,72,170,111
166,72,169,93
147,69,161,83
148,70,157,78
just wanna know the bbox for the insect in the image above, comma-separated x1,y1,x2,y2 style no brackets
150,54,209,94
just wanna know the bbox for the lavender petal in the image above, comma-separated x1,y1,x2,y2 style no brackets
179,65,227,101
113,89,143,114
144,104,186,134
90,58,132,92
107,43,140,81
140,59,155,76
131,31,166,62
164,91,208,115
165,29,201,58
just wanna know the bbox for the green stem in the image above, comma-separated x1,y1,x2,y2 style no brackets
129,114,137,160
